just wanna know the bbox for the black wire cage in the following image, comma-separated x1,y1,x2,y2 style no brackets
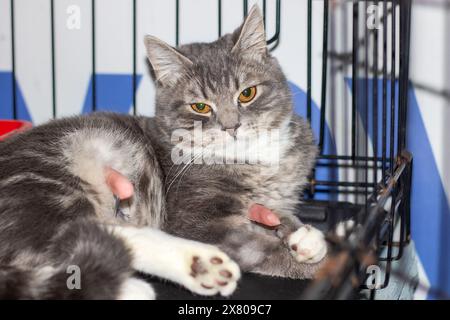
299,0,413,299
5,0,414,299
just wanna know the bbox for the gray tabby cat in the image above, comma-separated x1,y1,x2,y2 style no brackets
0,6,326,299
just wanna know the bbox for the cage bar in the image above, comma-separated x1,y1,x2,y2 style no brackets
50,0,56,119
364,0,369,213
218,0,222,37
91,0,97,111
306,0,312,122
382,0,388,181
351,1,359,161
373,0,379,191
389,0,396,177
266,0,281,47
263,0,267,26
10,0,17,120
175,0,180,46
397,0,412,155
132,0,137,116
318,0,329,154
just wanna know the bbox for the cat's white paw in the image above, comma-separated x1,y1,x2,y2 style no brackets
181,244,241,297
288,225,327,264
110,226,240,297
118,277,156,300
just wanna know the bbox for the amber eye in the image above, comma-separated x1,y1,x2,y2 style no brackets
191,103,211,114
238,86,257,104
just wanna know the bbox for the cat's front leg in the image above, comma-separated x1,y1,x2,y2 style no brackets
212,216,326,279
109,225,241,297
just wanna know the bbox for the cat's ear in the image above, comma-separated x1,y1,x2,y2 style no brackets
144,35,193,86
231,5,267,59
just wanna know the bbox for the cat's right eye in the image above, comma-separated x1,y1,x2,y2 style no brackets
191,103,212,114
238,86,257,104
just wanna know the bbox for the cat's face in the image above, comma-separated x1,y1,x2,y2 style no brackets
145,6,293,164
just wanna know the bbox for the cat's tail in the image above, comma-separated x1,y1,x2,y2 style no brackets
0,219,154,299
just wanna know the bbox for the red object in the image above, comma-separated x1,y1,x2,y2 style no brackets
248,203,281,227
105,166,134,200
0,120,32,141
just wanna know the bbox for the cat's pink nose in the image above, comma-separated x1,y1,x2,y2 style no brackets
222,123,241,137
226,128,237,137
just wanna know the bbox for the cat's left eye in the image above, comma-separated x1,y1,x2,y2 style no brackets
238,86,257,104
191,103,211,114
